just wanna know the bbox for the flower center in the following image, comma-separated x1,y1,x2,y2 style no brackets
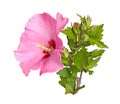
37,39,56,58
37,44,53,54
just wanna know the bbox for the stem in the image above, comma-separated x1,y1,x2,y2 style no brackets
74,71,83,94
77,71,83,88
69,51,76,67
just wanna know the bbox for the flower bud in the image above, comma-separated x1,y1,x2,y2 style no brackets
63,47,69,58
72,22,80,35
82,34,89,41
86,16,91,28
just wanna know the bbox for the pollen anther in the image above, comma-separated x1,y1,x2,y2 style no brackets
37,44,53,54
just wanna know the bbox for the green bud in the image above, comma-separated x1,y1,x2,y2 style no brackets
72,22,80,35
63,47,69,58
86,16,91,28
82,34,89,41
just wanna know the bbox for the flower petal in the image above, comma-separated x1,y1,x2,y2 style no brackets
25,13,57,41
14,32,44,62
54,37,63,50
56,13,69,33
20,57,42,76
15,49,44,76
23,29,49,46
14,32,45,76
40,50,64,75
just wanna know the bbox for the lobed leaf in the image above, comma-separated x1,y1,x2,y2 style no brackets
90,49,105,58
73,48,88,68
87,57,100,69
89,38,108,48
57,68,70,77
88,24,104,41
62,27,76,41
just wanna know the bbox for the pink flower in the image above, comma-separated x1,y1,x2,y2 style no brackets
14,13,68,76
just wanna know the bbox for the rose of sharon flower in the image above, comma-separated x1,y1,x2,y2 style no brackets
14,13,68,76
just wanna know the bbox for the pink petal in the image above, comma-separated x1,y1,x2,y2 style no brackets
56,13,69,33
16,50,44,76
24,29,48,46
14,32,45,76
20,56,42,76
40,50,64,75
25,13,57,42
54,37,63,50
14,32,43,62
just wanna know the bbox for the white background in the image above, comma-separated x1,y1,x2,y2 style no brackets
0,0,120,104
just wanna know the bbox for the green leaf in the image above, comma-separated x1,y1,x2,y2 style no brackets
87,24,108,48
57,68,70,77
61,57,70,66
65,83,74,94
61,47,70,66
73,48,88,68
68,39,76,51
87,49,105,70
87,57,100,69
89,38,108,48
77,14,91,30
65,76,76,94
88,24,104,41
71,66,80,76
62,58,70,66
62,27,76,41
77,85,85,90
88,70,94,75
77,14,84,23
90,49,105,58
59,77,66,87
58,74,76,94
86,49,105,71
